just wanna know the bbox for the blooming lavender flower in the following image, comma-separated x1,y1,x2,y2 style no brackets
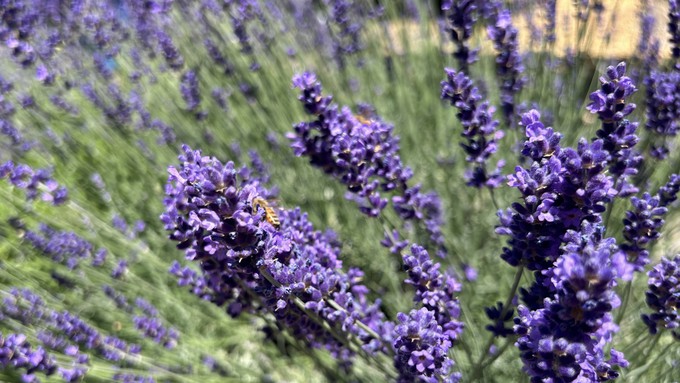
644,70,680,159
0,332,58,382
203,39,234,76
486,3,525,127
441,68,505,189
441,0,479,72
211,87,229,111
636,0,659,78
2,288,141,364
641,256,680,339
393,308,458,383
587,62,642,196
324,0,378,68
515,222,628,382
402,245,463,343
49,95,79,115
103,285,131,312
112,260,128,279
292,73,449,257
168,261,215,303
24,224,97,269
156,31,184,71
621,194,667,272
1,161,68,205
133,315,179,349
180,70,201,113
162,145,394,362
620,174,680,272
658,174,680,206
497,109,618,317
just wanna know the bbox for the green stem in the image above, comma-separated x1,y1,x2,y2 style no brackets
257,267,397,379
479,336,514,371
471,266,524,378
488,187,500,211
615,279,633,325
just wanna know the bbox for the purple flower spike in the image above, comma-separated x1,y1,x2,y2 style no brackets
393,308,459,382
515,222,628,382
486,4,525,127
441,68,505,189
620,174,680,273
587,62,642,196
644,70,680,159
441,0,479,72
1,161,68,205
670,0,680,65
162,145,395,364
402,245,463,343
292,73,449,258
642,256,680,339
0,332,58,381
180,70,201,114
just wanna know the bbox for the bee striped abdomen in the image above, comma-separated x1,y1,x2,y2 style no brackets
252,197,280,229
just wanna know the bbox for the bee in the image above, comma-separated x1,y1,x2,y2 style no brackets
252,197,280,229
355,113,373,125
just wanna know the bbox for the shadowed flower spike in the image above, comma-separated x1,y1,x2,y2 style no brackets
644,70,680,159
641,256,680,339
486,2,525,127
544,0,557,43
441,0,479,72
180,70,201,112
441,68,505,189
587,62,642,196
670,0,680,66
620,174,680,273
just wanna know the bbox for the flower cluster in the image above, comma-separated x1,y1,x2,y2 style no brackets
441,68,505,188
486,2,525,126
641,256,680,339
619,173,680,274
0,332,57,383
497,110,616,272
326,0,379,68
1,161,68,205
1,288,144,379
133,315,179,349
644,70,680,159
441,0,479,72
180,70,202,116
393,308,459,382
515,222,628,382
133,298,179,349
162,145,394,362
24,224,105,269
670,0,680,66
402,245,463,343
291,73,448,257
586,62,642,196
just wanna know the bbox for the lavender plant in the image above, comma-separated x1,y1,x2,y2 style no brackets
1,1,680,382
